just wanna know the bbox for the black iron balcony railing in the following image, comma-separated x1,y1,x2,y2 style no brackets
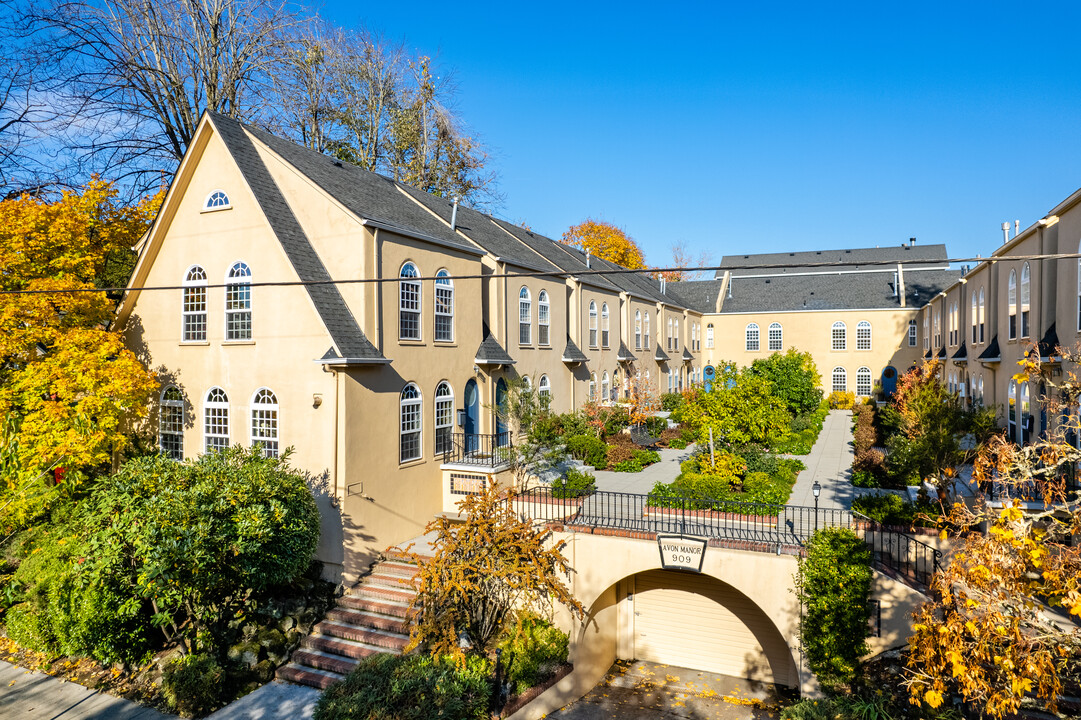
853,511,942,590
442,432,513,467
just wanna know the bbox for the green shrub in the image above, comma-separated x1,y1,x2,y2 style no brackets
850,470,880,488
497,613,569,695
643,416,668,436
550,468,596,498
594,406,631,438
667,438,688,449
565,434,608,469
679,425,697,443
315,653,491,720
741,471,772,494
162,653,225,718
633,449,660,465
781,695,902,720
611,459,642,472
660,392,684,411
828,390,856,410
852,493,941,527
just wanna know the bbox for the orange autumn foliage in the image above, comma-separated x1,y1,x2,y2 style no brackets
560,218,646,270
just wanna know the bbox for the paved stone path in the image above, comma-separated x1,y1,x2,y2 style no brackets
0,660,175,719
787,410,855,510
591,444,698,495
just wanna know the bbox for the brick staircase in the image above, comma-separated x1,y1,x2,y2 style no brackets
277,557,421,689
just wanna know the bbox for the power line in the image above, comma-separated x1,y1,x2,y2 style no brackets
0,252,1073,297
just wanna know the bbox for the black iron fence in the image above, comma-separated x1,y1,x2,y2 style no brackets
853,511,941,590
442,432,513,467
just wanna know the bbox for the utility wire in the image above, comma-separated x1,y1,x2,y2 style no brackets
0,251,1075,297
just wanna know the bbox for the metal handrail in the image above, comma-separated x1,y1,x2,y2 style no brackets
852,510,942,589
442,432,513,467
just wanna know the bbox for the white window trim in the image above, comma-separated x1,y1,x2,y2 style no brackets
856,321,871,351
601,303,610,348
203,387,230,453
160,385,185,460
745,323,759,352
400,383,422,463
768,322,782,351
182,264,208,343
399,262,422,341
434,381,454,455
706,323,714,349
538,290,550,346
250,387,279,458
538,374,551,407
201,189,232,212
831,367,847,393
588,302,598,348
225,261,253,342
519,286,532,345
832,321,847,351
435,270,454,343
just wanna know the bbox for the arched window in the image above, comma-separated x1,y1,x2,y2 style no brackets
971,291,978,344
160,386,184,460
538,291,550,346
435,270,453,342
832,367,847,393
400,384,422,462
589,372,597,401
538,375,551,408
643,313,650,349
399,263,421,340
856,321,871,351
768,322,783,351
933,311,940,347
1008,379,1017,441
251,387,279,458
182,266,207,342
908,319,917,347
203,190,231,210
204,387,229,453
434,381,453,455
978,377,983,403
1008,269,1017,340
601,371,610,402
706,323,714,349
589,301,598,348
634,310,642,350
667,317,674,351
745,323,760,352
856,367,872,396
923,313,929,349
832,321,846,351
613,368,621,400
519,287,532,345
978,287,986,343
1020,382,1031,442
948,303,957,346
1020,262,1031,337
601,303,610,348
225,262,252,341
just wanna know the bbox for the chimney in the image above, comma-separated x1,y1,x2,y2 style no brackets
1014,220,1020,237
450,197,459,231
909,237,916,247
1001,222,1010,244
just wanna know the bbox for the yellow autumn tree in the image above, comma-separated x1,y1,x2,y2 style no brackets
0,179,161,532
560,218,646,270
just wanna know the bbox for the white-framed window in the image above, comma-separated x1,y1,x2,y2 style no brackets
400,383,422,463
706,323,714,349
613,367,621,400
745,323,760,352
204,387,229,453
159,385,184,460
768,322,782,351
923,314,929,350
1008,379,1017,441
1020,262,1031,338
908,320,917,347
978,377,984,404
435,270,454,342
673,318,679,349
203,189,231,211
589,372,597,402
538,290,550,346
857,321,871,351
978,287,986,343
251,387,279,458
832,321,846,351
601,303,610,348
434,381,453,455
667,317,674,351
519,287,532,345
1008,269,1017,340
643,313,650,349
832,367,847,393
181,266,208,342
400,262,421,340
601,371,610,402
589,301,598,348
958,375,967,400
856,367,872,396
691,324,697,352
538,374,551,408
634,310,642,350
971,291,978,344
225,262,252,341
947,303,956,346
933,311,941,347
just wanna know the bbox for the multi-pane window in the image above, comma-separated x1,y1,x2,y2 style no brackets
923,314,929,350
538,375,551,409
204,387,229,453
435,270,453,342
601,371,610,402
948,303,957,346
589,373,597,402
768,322,782,351
159,386,184,460
400,263,421,340
519,287,532,345
832,367,847,393
1020,262,1031,338
643,313,650,349
908,320,917,347
204,190,230,209
251,387,279,458
538,291,550,345
634,311,642,350
601,303,610,348
588,302,598,347
745,323,760,351
857,321,871,351
182,266,207,341
225,262,252,341
613,368,621,400
706,324,714,349
978,287,986,343
933,312,941,347
1008,269,1017,340
400,384,422,463
832,321,846,351
434,381,453,455
667,318,673,351
856,367,872,396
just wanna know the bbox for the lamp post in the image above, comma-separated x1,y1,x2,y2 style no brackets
812,481,821,532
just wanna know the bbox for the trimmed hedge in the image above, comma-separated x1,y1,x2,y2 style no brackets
550,468,596,499
565,434,608,469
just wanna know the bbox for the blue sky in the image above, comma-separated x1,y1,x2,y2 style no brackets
321,1,1081,269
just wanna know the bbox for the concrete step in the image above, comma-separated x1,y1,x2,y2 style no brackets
291,648,361,675
276,662,344,690
334,595,412,618
318,609,408,635
307,624,408,653
372,560,420,578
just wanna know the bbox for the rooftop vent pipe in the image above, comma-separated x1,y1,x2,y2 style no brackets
660,277,666,294
1001,222,1010,244
450,198,459,231
893,271,898,297
909,237,916,246
1014,220,1020,237
585,250,591,268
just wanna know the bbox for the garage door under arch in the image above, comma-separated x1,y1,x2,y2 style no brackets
622,569,794,687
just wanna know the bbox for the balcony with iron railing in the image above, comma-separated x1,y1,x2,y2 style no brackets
441,431,513,469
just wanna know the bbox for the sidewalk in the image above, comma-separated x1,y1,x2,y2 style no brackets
0,660,175,719
788,409,856,510
590,443,697,494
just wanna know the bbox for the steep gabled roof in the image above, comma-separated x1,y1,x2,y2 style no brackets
474,334,515,365
977,335,1001,362
562,338,588,363
682,347,694,361
1038,323,1060,360
209,113,385,363
951,343,967,361
655,345,670,362
616,342,635,362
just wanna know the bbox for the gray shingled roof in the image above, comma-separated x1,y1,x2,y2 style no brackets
616,342,635,362
717,244,949,277
667,279,722,314
489,220,623,293
474,335,515,365
655,345,670,362
209,113,385,363
977,335,1001,362
562,338,588,363
682,347,693,361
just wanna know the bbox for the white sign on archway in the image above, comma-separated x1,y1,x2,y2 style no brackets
656,535,707,573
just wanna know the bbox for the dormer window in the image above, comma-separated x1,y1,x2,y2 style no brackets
203,190,231,211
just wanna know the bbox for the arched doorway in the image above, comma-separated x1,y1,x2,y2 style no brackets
463,379,479,452
881,366,897,398
495,378,508,445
